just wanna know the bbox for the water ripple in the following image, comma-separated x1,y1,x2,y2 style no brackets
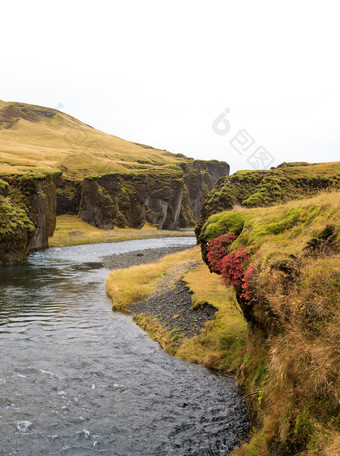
0,238,248,455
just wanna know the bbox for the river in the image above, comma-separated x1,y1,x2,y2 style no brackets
0,237,248,455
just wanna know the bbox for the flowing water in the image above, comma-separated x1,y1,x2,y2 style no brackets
0,238,248,455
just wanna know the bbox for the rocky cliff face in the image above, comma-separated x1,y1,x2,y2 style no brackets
0,160,228,265
0,171,60,264
59,160,229,230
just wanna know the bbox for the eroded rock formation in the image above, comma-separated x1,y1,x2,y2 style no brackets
60,160,230,230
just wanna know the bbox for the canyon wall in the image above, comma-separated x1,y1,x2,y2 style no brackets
0,171,60,264
58,160,230,230
0,160,229,264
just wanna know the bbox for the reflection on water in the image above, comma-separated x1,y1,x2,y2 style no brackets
0,238,248,455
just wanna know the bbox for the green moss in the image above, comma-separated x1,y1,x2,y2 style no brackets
203,212,245,240
196,162,340,239
0,195,34,242
200,192,340,456
0,178,9,196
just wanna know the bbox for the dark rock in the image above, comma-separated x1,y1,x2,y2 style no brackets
0,171,60,264
74,160,229,230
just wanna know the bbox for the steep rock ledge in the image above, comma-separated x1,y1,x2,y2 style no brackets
59,160,229,230
0,171,60,264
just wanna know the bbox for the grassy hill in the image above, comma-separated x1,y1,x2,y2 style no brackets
0,100,190,178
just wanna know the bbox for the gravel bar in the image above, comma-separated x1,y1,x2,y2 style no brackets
103,245,194,270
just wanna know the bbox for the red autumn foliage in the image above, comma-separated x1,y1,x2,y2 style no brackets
206,234,237,273
221,246,252,287
241,260,257,304
60,177,66,184
206,234,257,305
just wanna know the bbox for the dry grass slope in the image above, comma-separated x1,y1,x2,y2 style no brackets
0,100,190,178
201,192,340,456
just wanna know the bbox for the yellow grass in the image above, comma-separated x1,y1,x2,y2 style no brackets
177,262,247,371
49,214,194,247
106,246,247,371
106,247,201,310
0,100,188,178
210,191,340,259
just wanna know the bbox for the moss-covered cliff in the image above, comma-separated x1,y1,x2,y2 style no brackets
0,170,60,264
196,164,340,455
196,161,340,239
60,160,229,230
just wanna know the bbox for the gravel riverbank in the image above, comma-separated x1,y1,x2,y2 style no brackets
130,279,217,338
103,245,194,270
105,244,217,339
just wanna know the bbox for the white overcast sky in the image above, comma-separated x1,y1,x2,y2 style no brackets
1,0,339,173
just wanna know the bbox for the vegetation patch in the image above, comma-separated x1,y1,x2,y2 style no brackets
0,196,34,242
196,161,340,239
199,191,340,455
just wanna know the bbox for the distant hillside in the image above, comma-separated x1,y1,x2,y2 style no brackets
0,100,192,178
0,100,229,264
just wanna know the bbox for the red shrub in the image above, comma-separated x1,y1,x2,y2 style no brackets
206,234,237,273
241,260,258,304
221,246,251,287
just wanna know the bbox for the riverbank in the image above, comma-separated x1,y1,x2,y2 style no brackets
49,214,195,247
106,247,247,371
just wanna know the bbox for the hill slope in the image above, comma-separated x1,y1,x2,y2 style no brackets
0,100,193,178
0,100,229,264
